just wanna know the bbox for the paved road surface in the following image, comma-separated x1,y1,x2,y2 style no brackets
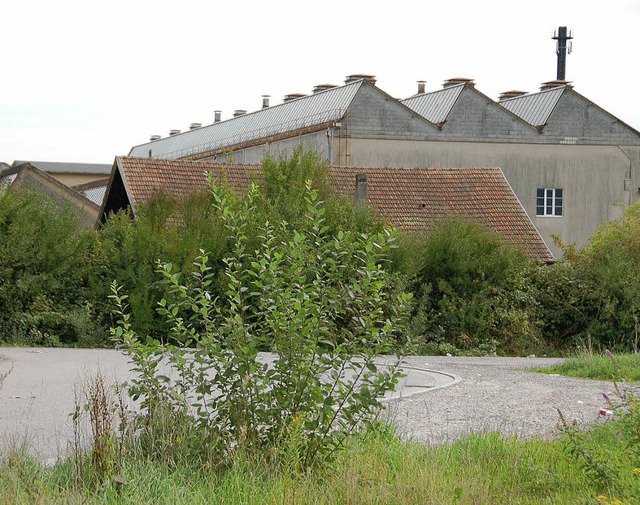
0,348,614,465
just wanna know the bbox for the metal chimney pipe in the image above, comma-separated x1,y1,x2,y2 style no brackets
214,110,222,123
417,81,426,94
552,26,573,80
262,95,270,108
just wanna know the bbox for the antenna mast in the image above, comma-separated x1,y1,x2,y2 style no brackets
552,26,573,80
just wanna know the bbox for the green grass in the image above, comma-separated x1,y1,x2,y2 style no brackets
2,423,638,504
535,352,640,382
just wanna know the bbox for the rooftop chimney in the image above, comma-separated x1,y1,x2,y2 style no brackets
443,77,475,88
552,26,573,81
345,74,377,85
149,134,161,141
214,110,222,123
498,90,528,101
313,84,337,94
169,129,181,136
189,123,202,130
262,95,270,108
283,93,306,102
417,81,426,94
540,80,573,91
355,174,368,203
233,109,247,117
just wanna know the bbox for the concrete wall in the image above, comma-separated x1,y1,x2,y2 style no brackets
13,171,99,229
542,91,640,145
345,83,439,140
49,173,106,187
441,87,539,142
348,138,637,256
200,131,330,164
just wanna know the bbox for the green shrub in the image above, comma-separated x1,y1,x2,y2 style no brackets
399,215,542,355
0,188,102,345
535,203,640,351
111,180,412,470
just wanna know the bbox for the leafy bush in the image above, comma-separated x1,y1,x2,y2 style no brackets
0,188,102,345
535,203,640,351
398,215,542,355
111,180,412,470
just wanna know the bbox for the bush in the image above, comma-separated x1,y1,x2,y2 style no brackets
398,215,542,355
535,203,640,351
0,188,102,345
111,180,412,470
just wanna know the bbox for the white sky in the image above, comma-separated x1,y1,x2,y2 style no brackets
2,0,639,164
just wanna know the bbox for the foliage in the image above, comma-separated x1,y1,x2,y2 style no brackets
556,350,640,502
535,202,640,351
535,352,640,382
95,191,230,340
0,188,101,345
397,215,542,356
4,420,640,504
110,180,411,470
260,145,383,236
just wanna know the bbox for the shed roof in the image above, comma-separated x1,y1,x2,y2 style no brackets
401,84,464,124
103,157,553,262
498,86,565,127
129,80,365,159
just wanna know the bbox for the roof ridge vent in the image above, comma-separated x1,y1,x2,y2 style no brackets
149,135,161,141
443,77,475,88
283,93,307,102
498,90,528,101
169,129,181,136
233,109,247,117
313,84,337,94
345,74,376,85
540,80,573,91
189,123,202,130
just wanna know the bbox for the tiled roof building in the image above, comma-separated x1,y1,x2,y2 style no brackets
101,157,553,262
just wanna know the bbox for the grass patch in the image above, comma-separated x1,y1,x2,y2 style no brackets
2,424,638,504
534,352,640,382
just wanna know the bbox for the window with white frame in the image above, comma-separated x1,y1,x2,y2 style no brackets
536,188,563,217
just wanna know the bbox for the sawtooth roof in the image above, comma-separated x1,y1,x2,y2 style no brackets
103,157,553,262
129,80,365,159
498,86,565,127
401,84,465,124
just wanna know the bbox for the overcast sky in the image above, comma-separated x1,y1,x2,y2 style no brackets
2,0,639,164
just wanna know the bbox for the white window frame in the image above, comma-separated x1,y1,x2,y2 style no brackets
536,188,563,217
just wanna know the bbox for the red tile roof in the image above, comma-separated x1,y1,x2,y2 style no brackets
108,157,552,262
328,166,553,262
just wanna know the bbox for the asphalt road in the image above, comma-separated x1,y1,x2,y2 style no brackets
0,347,460,465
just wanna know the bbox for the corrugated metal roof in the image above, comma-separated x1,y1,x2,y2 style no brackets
79,186,106,206
0,173,17,188
499,87,565,127
401,84,464,124
129,81,364,159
